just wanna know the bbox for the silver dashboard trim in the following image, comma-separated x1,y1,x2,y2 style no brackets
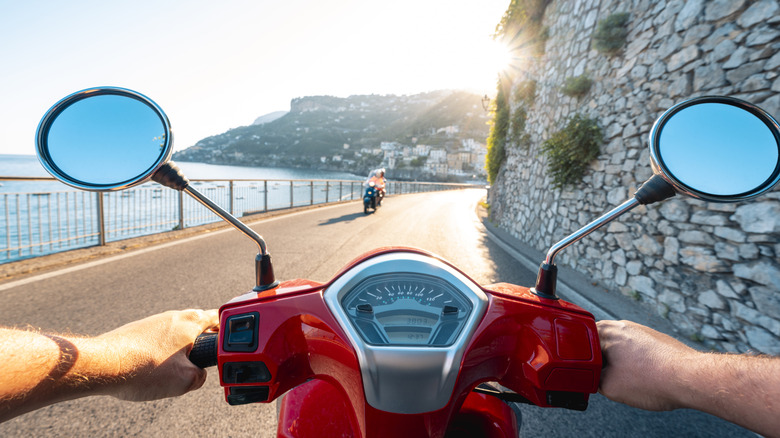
323,252,488,414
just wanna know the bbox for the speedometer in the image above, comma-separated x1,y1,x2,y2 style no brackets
341,273,473,346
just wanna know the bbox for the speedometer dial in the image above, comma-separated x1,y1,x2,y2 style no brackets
341,273,473,346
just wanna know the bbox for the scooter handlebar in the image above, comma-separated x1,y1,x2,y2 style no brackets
190,332,218,368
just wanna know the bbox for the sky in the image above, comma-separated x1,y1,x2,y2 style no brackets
0,0,511,156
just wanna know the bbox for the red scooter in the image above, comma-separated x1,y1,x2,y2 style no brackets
35,88,780,437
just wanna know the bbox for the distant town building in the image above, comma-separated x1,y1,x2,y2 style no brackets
414,144,431,157
429,148,447,163
437,125,459,136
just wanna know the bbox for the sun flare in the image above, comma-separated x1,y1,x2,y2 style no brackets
482,40,514,77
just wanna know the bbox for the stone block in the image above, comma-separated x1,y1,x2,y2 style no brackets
723,47,750,69
615,266,628,286
626,260,643,276
714,242,740,261
698,289,726,309
635,234,663,256
726,61,766,84
716,280,740,299
734,260,780,289
680,246,731,272
679,230,716,245
663,237,680,263
683,24,713,47
668,46,700,71
659,199,690,221
738,0,780,28
701,324,723,340
746,27,780,46
704,0,748,21
629,275,657,298
731,202,780,233
656,34,683,59
713,226,746,242
675,0,705,31
659,289,686,312
738,243,760,260
690,211,728,226
749,286,780,320
745,326,780,354
711,39,737,62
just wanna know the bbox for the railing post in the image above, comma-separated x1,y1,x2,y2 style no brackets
290,181,294,208
326,181,330,203
264,180,268,212
229,180,234,215
96,192,106,246
339,181,342,201
310,181,314,205
178,190,185,230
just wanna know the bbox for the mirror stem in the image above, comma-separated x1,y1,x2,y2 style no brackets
533,197,639,299
153,162,279,291
532,175,677,299
183,186,268,255
543,198,639,267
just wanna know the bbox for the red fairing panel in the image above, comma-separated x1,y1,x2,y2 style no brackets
217,248,601,438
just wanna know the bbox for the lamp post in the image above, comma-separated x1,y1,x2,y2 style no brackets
481,94,491,112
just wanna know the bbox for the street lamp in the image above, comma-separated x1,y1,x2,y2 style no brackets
481,95,491,112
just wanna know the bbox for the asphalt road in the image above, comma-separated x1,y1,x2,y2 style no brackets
0,189,753,437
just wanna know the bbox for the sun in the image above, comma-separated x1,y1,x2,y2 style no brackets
483,40,514,77
459,39,515,93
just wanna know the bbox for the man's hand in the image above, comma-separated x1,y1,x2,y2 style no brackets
597,320,694,411
597,319,780,437
99,309,219,401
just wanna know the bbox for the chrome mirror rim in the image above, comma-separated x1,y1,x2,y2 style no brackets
649,95,780,203
35,86,174,191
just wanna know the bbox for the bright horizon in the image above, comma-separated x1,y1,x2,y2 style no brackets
0,0,511,156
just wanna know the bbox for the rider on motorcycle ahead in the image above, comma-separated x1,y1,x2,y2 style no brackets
365,168,387,206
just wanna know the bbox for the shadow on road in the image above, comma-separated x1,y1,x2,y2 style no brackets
318,212,368,225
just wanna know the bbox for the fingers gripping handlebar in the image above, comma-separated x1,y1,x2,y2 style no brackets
190,332,219,368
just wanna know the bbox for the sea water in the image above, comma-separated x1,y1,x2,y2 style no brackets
0,155,366,263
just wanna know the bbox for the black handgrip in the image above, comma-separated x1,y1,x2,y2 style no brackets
190,332,218,368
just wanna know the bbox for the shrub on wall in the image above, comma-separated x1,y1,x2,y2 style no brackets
495,0,552,52
487,0,551,183
561,74,592,98
593,12,630,55
541,114,602,188
511,80,537,145
486,80,510,184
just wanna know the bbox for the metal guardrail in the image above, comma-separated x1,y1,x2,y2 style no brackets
0,177,472,264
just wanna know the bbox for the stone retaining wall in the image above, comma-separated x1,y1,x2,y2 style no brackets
489,0,780,353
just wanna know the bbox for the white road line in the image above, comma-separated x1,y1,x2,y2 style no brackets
0,202,353,292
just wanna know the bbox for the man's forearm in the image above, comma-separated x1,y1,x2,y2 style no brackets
0,329,119,422
675,352,780,436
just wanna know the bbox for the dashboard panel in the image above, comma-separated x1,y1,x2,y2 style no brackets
342,273,472,346
323,251,488,414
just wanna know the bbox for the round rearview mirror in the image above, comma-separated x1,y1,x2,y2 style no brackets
36,87,173,191
649,96,780,202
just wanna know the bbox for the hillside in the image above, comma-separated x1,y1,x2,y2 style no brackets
172,90,490,177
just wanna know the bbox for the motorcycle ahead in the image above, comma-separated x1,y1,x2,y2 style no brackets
35,88,780,438
364,182,378,214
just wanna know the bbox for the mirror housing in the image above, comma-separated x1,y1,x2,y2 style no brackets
36,87,173,191
649,96,780,203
